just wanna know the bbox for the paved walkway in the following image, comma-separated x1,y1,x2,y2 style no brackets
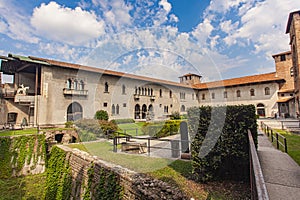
257,130,300,200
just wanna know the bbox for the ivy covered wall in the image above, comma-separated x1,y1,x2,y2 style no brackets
0,134,46,178
46,145,187,200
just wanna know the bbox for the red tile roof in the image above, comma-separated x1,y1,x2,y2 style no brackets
3,55,285,90
193,72,285,90
28,56,194,89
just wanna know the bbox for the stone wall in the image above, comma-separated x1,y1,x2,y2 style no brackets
57,145,187,200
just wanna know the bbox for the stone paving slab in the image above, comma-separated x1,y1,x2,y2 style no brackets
257,130,300,200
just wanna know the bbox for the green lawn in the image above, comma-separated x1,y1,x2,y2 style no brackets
0,128,39,136
274,130,300,165
68,142,249,199
0,173,46,200
117,122,145,136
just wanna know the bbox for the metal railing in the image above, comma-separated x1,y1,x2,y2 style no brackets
248,130,269,200
111,132,189,158
261,122,288,153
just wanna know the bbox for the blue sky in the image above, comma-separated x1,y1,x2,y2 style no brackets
0,0,300,82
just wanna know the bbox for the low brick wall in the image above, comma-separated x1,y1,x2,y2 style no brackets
57,145,187,200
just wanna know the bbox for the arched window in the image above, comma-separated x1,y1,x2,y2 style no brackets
250,89,255,96
112,104,115,115
159,89,162,97
148,88,150,96
135,87,138,94
237,90,241,97
122,84,126,94
134,104,140,119
150,88,153,96
169,90,172,98
74,80,78,90
181,105,186,112
257,103,265,117
79,80,84,90
116,104,119,115
211,92,215,99
202,93,205,100
67,79,72,89
138,87,141,95
265,87,270,95
142,104,147,119
142,88,144,95
104,82,109,93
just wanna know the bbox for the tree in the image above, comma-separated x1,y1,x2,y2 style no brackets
94,110,109,121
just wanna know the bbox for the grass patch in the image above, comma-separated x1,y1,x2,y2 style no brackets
273,130,300,165
68,141,172,172
67,142,250,199
0,173,46,200
117,122,145,136
0,128,39,136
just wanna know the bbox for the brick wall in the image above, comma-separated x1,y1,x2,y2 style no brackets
57,145,187,200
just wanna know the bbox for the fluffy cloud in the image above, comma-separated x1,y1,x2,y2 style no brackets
159,0,172,13
205,0,300,57
31,1,105,46
0,0,39,43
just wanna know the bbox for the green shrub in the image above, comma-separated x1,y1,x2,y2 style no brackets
78,130,97,142
189,105,257,182
98,120,118,135
74,119,118,140
141,120,180,138
110,118,135,124
94,110,109,121
64,121,74,128
75,119,103,136
170,111,181,120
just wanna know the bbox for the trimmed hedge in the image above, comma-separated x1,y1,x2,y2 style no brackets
189,105,257,182
141,120,181,138
111,118,135,124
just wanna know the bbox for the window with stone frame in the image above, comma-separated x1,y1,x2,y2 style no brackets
264,87,270,95
250,89,255,96
237,90,241,97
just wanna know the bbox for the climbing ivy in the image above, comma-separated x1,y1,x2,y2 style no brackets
0,134,46,178
96,168,123,200
45,146,72,200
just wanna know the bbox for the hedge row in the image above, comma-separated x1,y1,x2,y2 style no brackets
188,105,257,182
141,120,181,138
111,118,135,124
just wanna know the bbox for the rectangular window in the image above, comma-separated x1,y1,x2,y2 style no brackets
202,93,205,100
123,103,126,107
103,102,108,107
280,55,286,61
224,91,227,98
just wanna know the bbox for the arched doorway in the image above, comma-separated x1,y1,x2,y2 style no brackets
142,104,147,119
67,102,83,121
134,104,140,119
148,104,154,120
257,103,265,117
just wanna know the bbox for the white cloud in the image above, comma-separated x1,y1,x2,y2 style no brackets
191,18,214,44
169,14,179,23
31,1,105,46
38,42,81,61
0,1,39,43
205,0,300,56
159,0,172,14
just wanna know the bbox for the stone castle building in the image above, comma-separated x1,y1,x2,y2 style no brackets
0,10,299,127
